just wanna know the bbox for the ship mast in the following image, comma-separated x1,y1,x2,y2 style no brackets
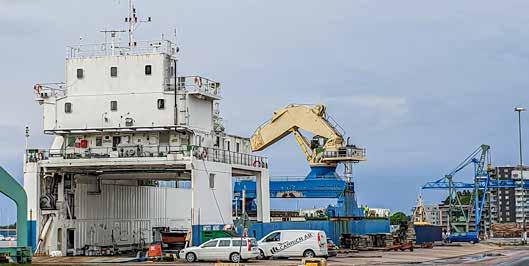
125,0,151,48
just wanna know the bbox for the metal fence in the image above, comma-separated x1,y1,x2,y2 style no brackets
322,147,366,161
192,146,268,168
67,40,177,59
165,76,221,97
26,145,268,169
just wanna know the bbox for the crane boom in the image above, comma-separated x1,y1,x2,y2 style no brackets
251,104,343,150
250,104,365,166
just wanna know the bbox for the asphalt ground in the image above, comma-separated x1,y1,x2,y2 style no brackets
32,244,529,265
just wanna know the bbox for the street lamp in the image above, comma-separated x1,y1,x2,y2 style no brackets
515,107,526,242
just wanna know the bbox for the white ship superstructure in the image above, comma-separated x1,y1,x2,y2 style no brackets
24,4,270,255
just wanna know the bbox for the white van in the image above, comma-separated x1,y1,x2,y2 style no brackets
257,230,328,259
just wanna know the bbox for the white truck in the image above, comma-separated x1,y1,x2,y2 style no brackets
257,230,328,259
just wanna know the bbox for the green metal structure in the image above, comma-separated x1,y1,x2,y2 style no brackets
0,166,31,263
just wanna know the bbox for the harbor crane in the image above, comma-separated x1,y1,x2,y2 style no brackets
250,104,365,167
423,145,493,235
423,145,529,239
235,104,366,217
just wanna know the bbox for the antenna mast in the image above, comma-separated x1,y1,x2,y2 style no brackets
125,0,151,48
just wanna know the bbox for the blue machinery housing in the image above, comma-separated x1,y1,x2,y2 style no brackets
234,166,364,217
228,166,389,245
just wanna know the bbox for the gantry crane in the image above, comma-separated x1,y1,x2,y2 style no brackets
234,104,366,217
422,145,496,236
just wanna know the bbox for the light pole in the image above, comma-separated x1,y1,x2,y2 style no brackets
515,107,526,242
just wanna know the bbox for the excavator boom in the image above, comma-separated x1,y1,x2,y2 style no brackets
251,104,342,151
250,104,365,166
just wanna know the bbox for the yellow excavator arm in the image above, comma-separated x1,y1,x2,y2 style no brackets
250,104,365,166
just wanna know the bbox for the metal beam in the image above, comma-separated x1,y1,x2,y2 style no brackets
0,167,27,248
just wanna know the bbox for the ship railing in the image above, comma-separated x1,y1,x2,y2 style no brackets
25,145,268,168
67,40,177,59
165,76,221,97
321,146,366,161
191,146,268,169
34,83,66,99
269,176,308,181
26,145,191,162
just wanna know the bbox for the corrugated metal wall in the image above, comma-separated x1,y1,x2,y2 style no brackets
72,183,191,248
246,219,390,245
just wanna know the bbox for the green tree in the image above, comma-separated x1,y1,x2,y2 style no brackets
442,190,482,205
389,212,408,225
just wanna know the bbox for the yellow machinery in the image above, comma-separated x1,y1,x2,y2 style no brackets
250,104,366,166
237,104,367,217
412,195,430,226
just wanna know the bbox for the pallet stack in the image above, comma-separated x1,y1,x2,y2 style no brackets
491,223,522,238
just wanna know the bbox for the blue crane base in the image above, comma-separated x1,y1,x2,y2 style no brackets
233,166,364,218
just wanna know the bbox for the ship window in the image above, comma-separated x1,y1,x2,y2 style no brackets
76,68,84,79
110,67,118,77
170,66,174,77
65,102,72,113
110,101,118,111
145,65,152,75
209,173,215,189
96,137,102,147
157,99,165,109
236,142,240,153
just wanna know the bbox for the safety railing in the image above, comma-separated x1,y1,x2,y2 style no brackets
321,146,366,161
26,145,268,168
165,76,221,97
192,146,268,169
26,145,191,161
67,40,177,59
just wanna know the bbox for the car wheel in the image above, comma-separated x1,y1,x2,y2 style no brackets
185,252,196,262
257,249,266,260
303,249,316,258
230,252,241,263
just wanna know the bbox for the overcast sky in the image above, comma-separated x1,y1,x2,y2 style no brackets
2,0,529,224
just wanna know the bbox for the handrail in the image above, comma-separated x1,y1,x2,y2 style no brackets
67,39,177,59
191,146,268,168
165,76,221,97
25,145,268,169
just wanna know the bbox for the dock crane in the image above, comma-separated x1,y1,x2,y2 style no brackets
423,145,529,238
250,104,365,167
234,104,366,217
422,145,512,238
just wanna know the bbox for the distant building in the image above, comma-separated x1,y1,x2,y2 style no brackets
366,208,390,218
424,205,440,225
490,166,516,223
511,169,529,224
